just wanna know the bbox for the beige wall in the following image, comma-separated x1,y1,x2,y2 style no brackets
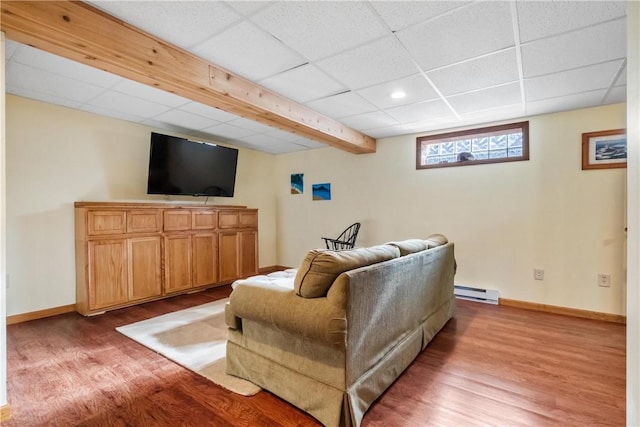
276,103,627,315
5,94,277,316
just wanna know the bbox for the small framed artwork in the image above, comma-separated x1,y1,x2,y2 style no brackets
312,183,331,201
291,173,303,194
582,129,627,170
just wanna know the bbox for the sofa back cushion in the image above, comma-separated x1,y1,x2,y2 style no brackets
386,239,428,256
425,233,448,248
294,244,401,298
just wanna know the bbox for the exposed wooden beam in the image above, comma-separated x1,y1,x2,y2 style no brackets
0,1,376,154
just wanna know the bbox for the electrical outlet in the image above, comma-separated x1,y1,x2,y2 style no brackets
598,273,611,287
534,269,544,281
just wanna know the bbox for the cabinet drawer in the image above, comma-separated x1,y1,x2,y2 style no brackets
218,211,239,229
164,210,191,231
127,210,161,233
192,210,217,230
87,211,126,235
239,211,258,228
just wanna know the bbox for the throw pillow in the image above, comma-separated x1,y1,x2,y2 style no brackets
294,244,400,298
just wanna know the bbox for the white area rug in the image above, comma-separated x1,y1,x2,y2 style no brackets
116,298,261,396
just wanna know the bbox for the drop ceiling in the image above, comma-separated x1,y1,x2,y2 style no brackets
3,1,627,154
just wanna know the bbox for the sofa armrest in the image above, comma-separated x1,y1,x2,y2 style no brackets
228,282,347,348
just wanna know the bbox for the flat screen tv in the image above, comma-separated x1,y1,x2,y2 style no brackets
147,132,238,197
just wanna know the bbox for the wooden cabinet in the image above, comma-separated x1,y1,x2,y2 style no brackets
192,232,218,287
218,210,259,282
239,230,258,278
128,236,162,301
87,239,128,310
163,234,193,294
75,202,258,315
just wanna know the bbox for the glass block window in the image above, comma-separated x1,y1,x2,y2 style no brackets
416,121,529,169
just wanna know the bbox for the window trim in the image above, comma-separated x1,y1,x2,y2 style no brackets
416,121,530,169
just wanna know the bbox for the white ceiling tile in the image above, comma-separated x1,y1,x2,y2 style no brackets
7,88,82,110
258,142,308,154
88,1,242,49
11,44,122,88
447,82,521,115
263,128,326,148
242,133,289,146
200,123,257,140
152,109,221,130
616,65,627,86
517,1,626,43
427,49,519,96
251,1,388,61
259,64,345,103
340,111,400,131
111,80,190,108
605,86,627,104
289,138,326,149
525,60,623,102
317,36,418,90
192,21,306,81
521,20,626,78
79,104,148,123
185,130,227,144
403,116,460,133
371,1,472,32
364,124,411,139
224,1,272,16
384,99,453,123
6,62,106,103
88,90,173,118
5,39,19,59
142,119,197,137
357,74,439,109
397,2,514,71
179,102,240,123
305,92,377,119
459,104,526,123
525,90,607,117
227,117,276,134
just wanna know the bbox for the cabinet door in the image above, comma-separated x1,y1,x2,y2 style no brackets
128,236,162,301
88,239,128,310
239,230,258,278
192,210,217,230
127,210,162,233
192,232,218,287
219,231,240,282
218,211,239,229
88,211,126,235
164,234,193,293
164,210,191,231
239,210,258,228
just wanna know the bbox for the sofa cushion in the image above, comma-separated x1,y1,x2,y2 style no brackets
386,239,428,256
294,244,401,298
425,234,448,248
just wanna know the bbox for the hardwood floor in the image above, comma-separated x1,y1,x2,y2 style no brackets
5,288,625,426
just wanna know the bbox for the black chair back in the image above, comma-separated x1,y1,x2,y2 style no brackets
322,222,361,250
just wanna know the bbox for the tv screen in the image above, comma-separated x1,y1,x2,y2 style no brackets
147,132,238,197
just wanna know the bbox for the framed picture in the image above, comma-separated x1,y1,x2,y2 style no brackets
290,173,303,194
312,183,331,201
582,129,627,170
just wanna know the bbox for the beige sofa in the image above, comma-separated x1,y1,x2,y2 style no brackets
225,235,456,427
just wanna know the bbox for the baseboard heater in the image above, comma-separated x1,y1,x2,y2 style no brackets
454,285,499,305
